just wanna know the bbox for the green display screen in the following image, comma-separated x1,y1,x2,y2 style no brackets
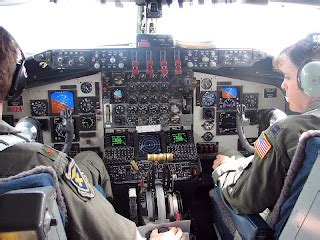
171,132,188,144
111,135,127,146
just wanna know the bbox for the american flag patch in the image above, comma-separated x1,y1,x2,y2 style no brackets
254,132,272,160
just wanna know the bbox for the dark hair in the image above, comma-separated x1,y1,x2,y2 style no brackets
274,33,320,70
0,26,20,101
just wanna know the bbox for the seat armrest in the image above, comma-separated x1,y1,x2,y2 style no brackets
0,186,67,240
213,187,273,240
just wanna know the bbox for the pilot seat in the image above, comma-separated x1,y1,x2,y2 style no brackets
209,130,320,240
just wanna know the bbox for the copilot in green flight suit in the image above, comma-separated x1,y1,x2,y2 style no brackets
213,100,320,214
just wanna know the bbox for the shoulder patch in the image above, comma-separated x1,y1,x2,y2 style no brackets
270,123,281,136
39,145,60,161
254,132,272,160
65,159,95,199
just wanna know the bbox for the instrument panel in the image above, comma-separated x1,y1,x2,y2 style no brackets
3,44,285,184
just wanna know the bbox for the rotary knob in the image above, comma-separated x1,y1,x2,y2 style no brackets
110,57,116,63
79,56,85,63
94,62,101,69
68,60,74,66
118,62,124,68
202,56,209,63
187,61,194,68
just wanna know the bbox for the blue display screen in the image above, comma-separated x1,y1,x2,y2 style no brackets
49,90,75,114
221,87,238,99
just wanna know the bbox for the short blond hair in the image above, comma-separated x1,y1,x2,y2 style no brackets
0,26,19,101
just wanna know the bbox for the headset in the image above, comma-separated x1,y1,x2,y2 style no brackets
1,26,28,101
297,34,320,97
6,49,28,101
298,59,320,97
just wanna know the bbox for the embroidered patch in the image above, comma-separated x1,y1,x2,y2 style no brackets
39,145,60,161
254,132,272,160
65,159,95,199
270,123,280,135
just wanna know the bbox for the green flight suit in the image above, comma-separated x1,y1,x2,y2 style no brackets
74,151,114,200
0,120,137,240
213,100,320,214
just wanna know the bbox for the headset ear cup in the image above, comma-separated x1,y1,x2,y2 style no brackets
6,60,27,101
298,59,320,97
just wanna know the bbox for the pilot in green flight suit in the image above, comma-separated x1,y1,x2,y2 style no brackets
0,26,185,240
212,34,320,214
0,121,137,239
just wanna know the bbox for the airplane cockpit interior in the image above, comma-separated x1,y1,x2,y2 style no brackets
1,0,320,239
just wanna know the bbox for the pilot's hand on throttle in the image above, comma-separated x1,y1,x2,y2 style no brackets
150,227,185,240
212,154,235,170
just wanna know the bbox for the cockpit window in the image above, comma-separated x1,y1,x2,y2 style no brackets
157,3,320,55
0,1,138,55
0,1,319,56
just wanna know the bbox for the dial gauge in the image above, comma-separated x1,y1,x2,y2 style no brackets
80,82,93,94
113,73,125,85
79,97,96,113
243,93,259,109
201,78,212,90
202,121,214,130
201,91,216,107
80,115,96,131
30,100,48,116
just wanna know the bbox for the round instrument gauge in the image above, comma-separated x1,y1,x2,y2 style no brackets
80,115,96,131
201,78,212,90
114,105,125,114
202,121,214,130
149,104,159,114
160,115,169,125
30,100,48,116
149,94,159,103
113,74,125,85
170,104,180,114
138,94,149,104
202,132,214,141
139,83,149,92
128,83,137,92
138,105,149,114
244,93,259,109
149,116,161,125
128,105,138,115
159,105,169,114
112,89,124,102
128,115,138,126
127,95,138,104
160,94,169,103
201,91,216,107
79,97,95,113
80,82,93,94
160,83,169,92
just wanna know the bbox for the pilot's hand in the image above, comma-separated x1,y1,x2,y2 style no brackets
149,227,185,240
212,154,235,170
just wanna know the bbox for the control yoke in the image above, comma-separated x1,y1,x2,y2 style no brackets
236,104,255,154
58,108,74,154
